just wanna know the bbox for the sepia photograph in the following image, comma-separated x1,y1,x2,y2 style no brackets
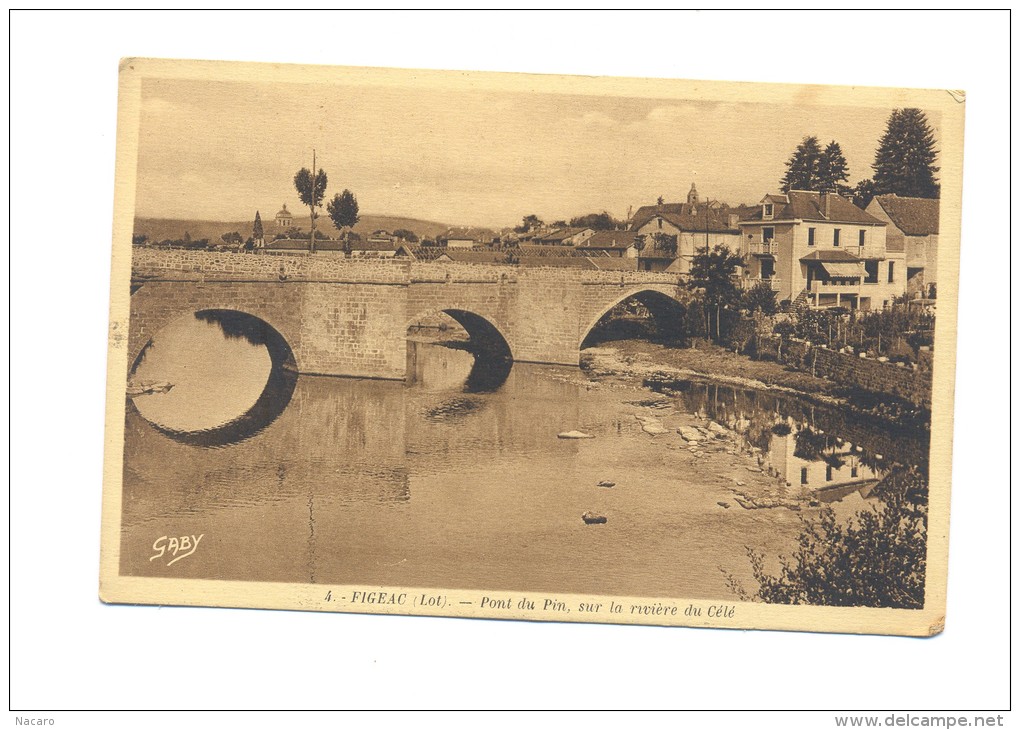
10,8,1012,722
100,58,961,635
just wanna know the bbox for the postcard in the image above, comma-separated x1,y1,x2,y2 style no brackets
100,58,963,636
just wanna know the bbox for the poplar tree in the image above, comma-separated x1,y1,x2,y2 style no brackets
294,163,328,252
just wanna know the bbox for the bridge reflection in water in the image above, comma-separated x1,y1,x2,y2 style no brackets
121,313,926,597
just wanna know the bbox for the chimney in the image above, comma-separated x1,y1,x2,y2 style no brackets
820,191,831,218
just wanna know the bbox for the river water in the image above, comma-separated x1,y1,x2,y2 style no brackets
121,314,927,599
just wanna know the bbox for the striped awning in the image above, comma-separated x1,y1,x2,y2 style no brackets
819,261,865,278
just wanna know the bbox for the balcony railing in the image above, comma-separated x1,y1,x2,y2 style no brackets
810,279,862,294
853,244,886,260
741,277,781,291
748,241,778,255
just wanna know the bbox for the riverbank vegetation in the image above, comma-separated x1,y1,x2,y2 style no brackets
726,467,928,609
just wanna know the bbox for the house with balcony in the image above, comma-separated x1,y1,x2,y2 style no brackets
865,194,939,298
738,190,905,310
629,197,742,274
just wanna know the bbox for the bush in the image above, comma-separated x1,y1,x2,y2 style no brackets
728,468,927,608
772,320,795,340
742,281,779,315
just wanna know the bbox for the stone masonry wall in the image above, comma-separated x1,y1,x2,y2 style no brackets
130,249,691,377
756,334,932,409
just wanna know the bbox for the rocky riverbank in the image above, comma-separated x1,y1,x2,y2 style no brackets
580,339,930,431
581,340,840,401
539,345,833,513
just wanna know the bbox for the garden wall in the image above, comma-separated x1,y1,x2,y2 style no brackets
756,334,932,410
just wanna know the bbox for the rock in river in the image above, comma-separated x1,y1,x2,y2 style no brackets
677,426,704,442
558,430,594,439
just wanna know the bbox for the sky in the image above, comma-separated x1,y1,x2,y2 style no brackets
135,75,942,228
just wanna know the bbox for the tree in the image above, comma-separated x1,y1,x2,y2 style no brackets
742,281,779,315
220,231,243,246
688,245,745,341
327,189,360,248
656,196,664,205
780,136,822,192
650,232,678,256
294,164,328,252
514,214,543,234
569,211,619,230
252,211,264,241
850,178,877,209
132,233,149,246
818,140,850,193
730,469,927,609
392,228,418,243
872,108,940,198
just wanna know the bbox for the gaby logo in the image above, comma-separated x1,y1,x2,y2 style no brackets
150,534,204,566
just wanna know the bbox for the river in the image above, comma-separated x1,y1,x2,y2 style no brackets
121,313,928,599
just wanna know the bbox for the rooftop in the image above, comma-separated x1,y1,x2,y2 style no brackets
579,230,639,249
744,191,886,226
630,203,741,233
871,194,940,236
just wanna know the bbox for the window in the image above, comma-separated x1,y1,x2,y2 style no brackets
888,261,895,283
826,465,833,482
800,467,808,485
764,203,774,218
864,260,879,284
833,228,841,246
762,227,774,242
859,229,866,246
807,227,815,246
851,464,859,478
657,217,662,229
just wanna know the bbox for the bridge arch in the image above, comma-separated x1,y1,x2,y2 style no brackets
128,284,302,375
128,308,299,447
405,307,514,392
580,286,689,350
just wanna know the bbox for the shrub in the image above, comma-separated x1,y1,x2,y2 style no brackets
728,468,927,608
742,281,779,315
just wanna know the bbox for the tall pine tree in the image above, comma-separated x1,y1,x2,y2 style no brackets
780,136,822,192
872,108,940,198
818,140,850,193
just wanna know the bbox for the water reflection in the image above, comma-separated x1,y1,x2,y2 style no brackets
121,340,929,598
406,337,512,394
647,377,928,507
128,310,297,446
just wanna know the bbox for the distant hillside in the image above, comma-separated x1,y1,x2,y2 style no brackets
134,214,453,243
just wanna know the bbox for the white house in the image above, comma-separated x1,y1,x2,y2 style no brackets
738,190,905,310
629,195,742,274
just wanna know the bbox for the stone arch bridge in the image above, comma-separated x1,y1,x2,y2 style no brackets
128,249,694,379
